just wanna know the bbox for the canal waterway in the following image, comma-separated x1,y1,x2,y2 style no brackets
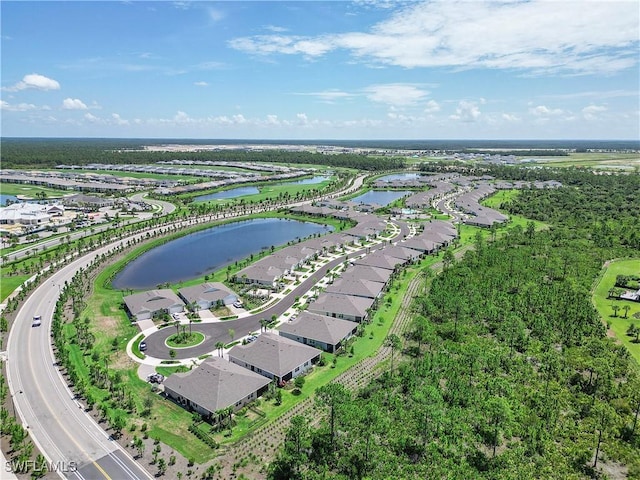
350,190,412,206
112,218,333,290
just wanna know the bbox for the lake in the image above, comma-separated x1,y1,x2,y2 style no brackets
350,190,412,206
112,218,333,289
377,173,420,182
0,194,18,206
277,176,329,185
194,186,260,202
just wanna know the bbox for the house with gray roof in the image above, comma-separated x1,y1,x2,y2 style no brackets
123,289,185,321
401,237,440,254
228,332,321,383
278,311,358,353
325,278,384,299
308,292,375,323
178,282,238,311
163,357,270,420
234,263,285,288
381,245,422,262
354,252,407,271
339,265,392,284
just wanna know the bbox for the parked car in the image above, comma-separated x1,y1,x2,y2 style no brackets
233,302,243,308
139,341,147,351
147,373,164,384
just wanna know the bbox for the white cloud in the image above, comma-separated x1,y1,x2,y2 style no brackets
424,99,440,114
296,113,309,125
194,81,209,87
229,1,639,74
112,113,129,125
296,89,355,103
264,25,288,33
450,100,481,122
364,83,429,107
207,7,225,22
3,73,61,92
530,105,564,117
582,104,607,120
1,100,38,111
502,113,520,122
62,98,88,110
84,113,100,123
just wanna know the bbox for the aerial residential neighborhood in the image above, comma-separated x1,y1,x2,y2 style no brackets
1,1,639,479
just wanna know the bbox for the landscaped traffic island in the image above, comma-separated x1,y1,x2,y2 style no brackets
166,331,205,348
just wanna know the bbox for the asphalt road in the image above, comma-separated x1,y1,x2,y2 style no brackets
3,174,368,479
4,192,175,263
143,219,410,360
5,241,154,480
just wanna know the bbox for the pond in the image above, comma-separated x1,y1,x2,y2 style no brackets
377,173,420,182
0,194,18,206
277,176,329,185
194,186,260,202
350,190,412,206
112,218,333,290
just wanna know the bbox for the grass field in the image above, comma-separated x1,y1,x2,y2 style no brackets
0,182,72,199
591,258,640,365
530,152,640,170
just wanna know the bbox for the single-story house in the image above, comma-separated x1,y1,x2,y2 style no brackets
163,357,270,419
325,277,385,299
279,311,358,353
228,332,321,383
234,263,285,288
339,265,393,284
178,282,238,311
123,289,185,321
308,292,375,323
354,253,407,271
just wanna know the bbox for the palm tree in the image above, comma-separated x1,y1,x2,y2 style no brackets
622,305,631,319
385,334,402,375
215,341,224,357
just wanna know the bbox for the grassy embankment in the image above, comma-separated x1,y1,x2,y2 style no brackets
592,258,640,365
0,182,71,199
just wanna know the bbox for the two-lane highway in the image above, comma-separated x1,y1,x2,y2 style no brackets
6,242,153,480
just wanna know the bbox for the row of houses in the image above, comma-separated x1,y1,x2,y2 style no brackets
162,219,458,420
123,282,239,321
454,183,509,227
233,215,389,288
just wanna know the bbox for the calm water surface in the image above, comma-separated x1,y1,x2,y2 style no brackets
194,186,260,202
377,173,420,182
350,190,411,206
112,218,332,289
0,194,18,206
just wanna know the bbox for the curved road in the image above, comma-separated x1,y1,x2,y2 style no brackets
142,220,409,360
3,192,176,263
6,241,154,480
4,173,368,479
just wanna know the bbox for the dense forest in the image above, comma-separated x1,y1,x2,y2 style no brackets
0,138,405,171
269,170,640,479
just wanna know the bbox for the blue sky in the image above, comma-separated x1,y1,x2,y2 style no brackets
1,0,639,140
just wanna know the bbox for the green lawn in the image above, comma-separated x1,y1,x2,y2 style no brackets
591,258,640,364
0,182,72,198
0,272,30,301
